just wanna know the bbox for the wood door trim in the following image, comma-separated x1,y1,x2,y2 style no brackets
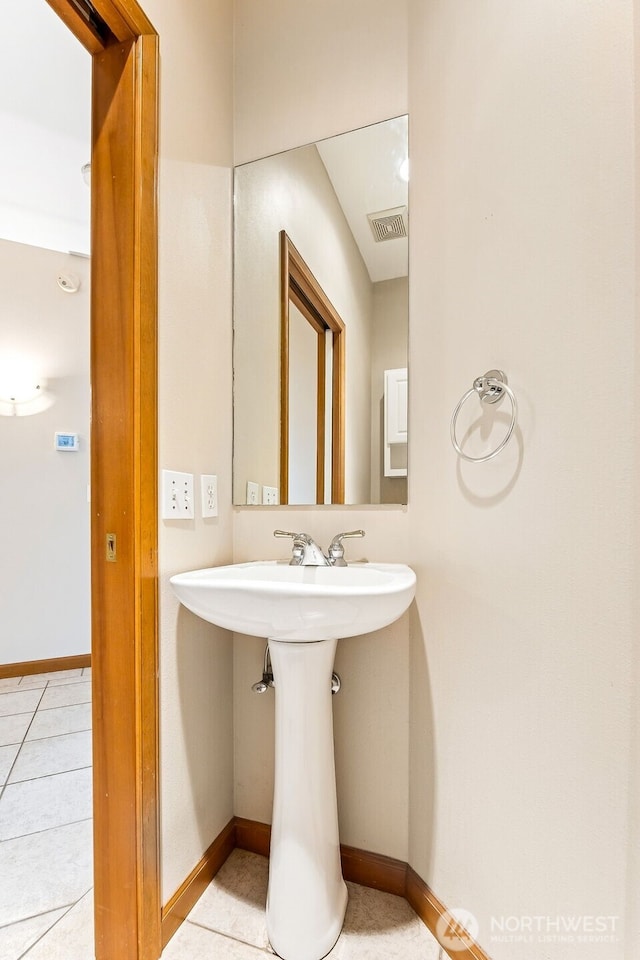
90,0,155,40
316,328,326,502
44,0,113,53
46,0,155,46
43,3,160,960
91,29,160,960
0,655,91,680
279,231,290,504
331,326,345,503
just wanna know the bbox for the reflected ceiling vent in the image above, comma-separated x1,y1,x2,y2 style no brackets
367,205,408,243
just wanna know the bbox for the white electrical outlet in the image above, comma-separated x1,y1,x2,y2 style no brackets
201,474,218,518
246,481,260,505
161,470,194,519
262,485,278,505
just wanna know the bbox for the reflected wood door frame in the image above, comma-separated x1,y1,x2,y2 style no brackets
280,230,345,504
43,2,160,959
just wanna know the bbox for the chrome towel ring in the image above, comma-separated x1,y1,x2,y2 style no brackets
450,369,517,463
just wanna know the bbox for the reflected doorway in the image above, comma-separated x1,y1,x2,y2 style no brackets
280,231,345,504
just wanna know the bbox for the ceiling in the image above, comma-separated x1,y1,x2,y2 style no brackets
316,115,408,284
0,0,91,254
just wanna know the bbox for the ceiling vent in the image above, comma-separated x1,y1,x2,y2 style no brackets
367,205,408,243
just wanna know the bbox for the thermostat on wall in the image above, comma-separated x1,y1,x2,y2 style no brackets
54,432,80,451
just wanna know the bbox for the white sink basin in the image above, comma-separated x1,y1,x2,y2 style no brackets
170,557,416,960
170,560,416,642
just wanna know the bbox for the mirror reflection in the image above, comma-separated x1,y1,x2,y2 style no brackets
233,115,408,505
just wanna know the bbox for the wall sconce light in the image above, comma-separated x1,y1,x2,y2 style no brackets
0,365,52,417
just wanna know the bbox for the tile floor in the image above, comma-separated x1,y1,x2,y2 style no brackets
0,669,441,960
0,668,93,960
162,849,443,960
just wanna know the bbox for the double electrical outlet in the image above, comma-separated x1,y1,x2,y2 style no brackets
247,481,278,505
161,470,218,519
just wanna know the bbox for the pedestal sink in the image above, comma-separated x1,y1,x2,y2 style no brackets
170,559,416,960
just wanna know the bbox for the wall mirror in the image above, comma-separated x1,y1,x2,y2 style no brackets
233,115,408,506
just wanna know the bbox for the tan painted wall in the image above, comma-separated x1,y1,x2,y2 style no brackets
627,8,640,952
234,0,408,164
407,2,637,958
233,1,639,957
148,0,235,901
147,0,639,949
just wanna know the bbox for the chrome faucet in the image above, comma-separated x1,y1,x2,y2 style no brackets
274,529,364,566
274,530,329,565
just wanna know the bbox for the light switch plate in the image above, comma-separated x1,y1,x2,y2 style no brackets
201,474,218,517
246,481,260,505
161,470,194,519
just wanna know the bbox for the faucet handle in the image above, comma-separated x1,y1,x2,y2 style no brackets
327,530,365,566
274,529,308,564
274,529,311,544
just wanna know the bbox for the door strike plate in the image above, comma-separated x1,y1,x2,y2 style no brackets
106,533,117,562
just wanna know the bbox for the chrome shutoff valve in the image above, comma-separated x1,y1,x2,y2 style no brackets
252,644,275,693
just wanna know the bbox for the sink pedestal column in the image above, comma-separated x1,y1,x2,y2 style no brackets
266,637,348,960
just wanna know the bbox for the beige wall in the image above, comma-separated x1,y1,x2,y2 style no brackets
232,2,639,958
628,7,640,951
233,144,372,505
408,2,637,958
0,241,90,665
150,2,639,954
370,277,408,504
148,0,235,902
234,0,408,164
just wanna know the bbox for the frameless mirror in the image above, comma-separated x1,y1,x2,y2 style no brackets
233,115,408,505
